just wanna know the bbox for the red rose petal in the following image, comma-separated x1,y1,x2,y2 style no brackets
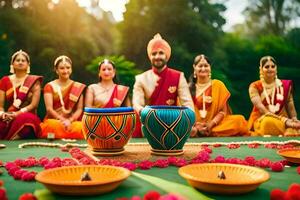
286,183,300,200
270,189,286,200
143,190,161,200
19,193,37,200
271,162,284,172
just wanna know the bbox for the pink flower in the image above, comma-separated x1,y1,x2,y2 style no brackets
19,193,37,200
248,143,260,148
173,158,187,167
139,161,153,170
21,171,36,181
122,162,137,171
13,169,26,180
203,147,212,154
195,151,210,162
227,144,240,149
244,156,256,166
143,190,161,200
38,157,50,166
286,183,300,200
270,188,286,200
271,161,284,172
158,193,185,200
167,157,179,165
213,155,226,163
0,188,8,200
256,158,271,168
8,166,21,176
264,143,277,149
14,159,25,167
131,196,142,200
154,159,169,168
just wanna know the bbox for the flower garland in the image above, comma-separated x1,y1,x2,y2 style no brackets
18,142,87,149
3,141,299,183
4,156,78,181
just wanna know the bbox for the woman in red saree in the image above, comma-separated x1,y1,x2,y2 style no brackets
189,54,249,137
85,59,130,108
40,55,86,139
0,50,42,140
248,56,300,136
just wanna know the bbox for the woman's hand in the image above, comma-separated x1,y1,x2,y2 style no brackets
286,119,300,129
190,122,211,137
2,112,16,123
61,119,72,132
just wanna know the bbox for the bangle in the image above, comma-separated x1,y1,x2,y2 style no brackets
280,116,288,123
219,111,225,117
212,119,218,126
20,107,28,113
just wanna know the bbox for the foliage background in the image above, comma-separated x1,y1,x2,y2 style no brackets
1,0,300,118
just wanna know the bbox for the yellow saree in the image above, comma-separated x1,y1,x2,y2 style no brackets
194,80,249,137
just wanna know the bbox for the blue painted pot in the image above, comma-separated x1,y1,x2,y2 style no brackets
140,106,195,155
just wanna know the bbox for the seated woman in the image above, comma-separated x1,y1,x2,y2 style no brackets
0,50,42,140
40,55,86,139
189,54,249,137
248,56,300,136
85,59,130,108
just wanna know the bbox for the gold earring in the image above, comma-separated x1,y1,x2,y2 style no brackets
193,71,196,78
209,72,212,79
10,65,14,74
27,66,30,74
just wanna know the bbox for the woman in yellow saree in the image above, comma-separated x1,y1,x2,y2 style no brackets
40,55,86,139
248,56,300,136
189,54,249,137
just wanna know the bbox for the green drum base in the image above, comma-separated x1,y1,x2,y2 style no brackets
86,147,125,156
151,148,184,156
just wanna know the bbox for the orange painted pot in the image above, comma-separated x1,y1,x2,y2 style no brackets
82,107,136,156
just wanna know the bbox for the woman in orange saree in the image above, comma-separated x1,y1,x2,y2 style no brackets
189,54,249,137
40,56,86,139
0,50,42,140
248,56,300,136
85,59,130,108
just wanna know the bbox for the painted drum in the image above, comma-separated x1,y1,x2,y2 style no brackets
140,106,195,156
82,107,136,156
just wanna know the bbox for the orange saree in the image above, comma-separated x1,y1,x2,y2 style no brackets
40,81,86,139
193,80,248,137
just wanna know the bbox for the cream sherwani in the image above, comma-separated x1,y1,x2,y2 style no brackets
132,69,194,112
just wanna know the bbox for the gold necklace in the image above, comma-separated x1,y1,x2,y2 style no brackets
98,83,114,93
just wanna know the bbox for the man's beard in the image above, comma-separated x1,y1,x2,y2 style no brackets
152,59,167,69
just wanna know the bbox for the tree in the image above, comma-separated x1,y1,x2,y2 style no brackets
118,0,226,78
243,0,300,36
0,0,115,84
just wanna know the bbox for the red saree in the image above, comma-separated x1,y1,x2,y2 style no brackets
0,75,43,140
